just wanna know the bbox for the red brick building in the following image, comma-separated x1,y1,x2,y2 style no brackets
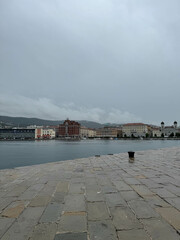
58,119,81,139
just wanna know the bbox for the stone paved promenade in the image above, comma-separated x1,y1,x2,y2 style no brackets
0,147,180,240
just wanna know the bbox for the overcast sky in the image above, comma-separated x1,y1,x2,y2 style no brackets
0,0,180,125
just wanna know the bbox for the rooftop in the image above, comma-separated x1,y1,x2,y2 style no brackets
123,123,146,126
0,147,180,239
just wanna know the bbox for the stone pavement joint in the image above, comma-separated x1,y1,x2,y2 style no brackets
0,146,180,239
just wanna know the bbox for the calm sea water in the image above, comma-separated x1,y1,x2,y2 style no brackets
0,139,180,170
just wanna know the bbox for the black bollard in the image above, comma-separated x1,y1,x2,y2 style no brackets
128,151,135,163
128,151,135,158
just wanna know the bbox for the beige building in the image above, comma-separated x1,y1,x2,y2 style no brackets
122,123,148,137
96,127,120,138
80,127,96,138
151,127,161,137
35,128,56,139
88,129,96,138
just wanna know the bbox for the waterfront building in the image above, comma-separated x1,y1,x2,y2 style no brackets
80,126,96,138
0,128,35,140
35,128,56,139
80,126,89,138
58,119,81,139
160,121,179,137
122,123,148,137
151,127,161,137
88,128,96,138
48,125,59,137
96,127,120,138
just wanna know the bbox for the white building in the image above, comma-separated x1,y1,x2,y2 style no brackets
35,128,56,139
160,121,178,137
122,123,148,137
151,127,161,137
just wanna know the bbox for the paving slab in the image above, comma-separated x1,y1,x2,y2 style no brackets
54,232,87,240
120,190,142,202
39,202,63,223
128,200,159,219
142,218,180,240
85,190,105,202
29,223,57,240
152,188,177,198
165,197,180,211
165,184,180,196
110,207,143,230
117,229,150,240
29,195,51,207
105,193,127,207
64,194,86,212
1,207,45,240
88,220,118,240
1,201,25,218
4,185,28,197
69,183,85,194
113,181,132,191
0,217,15,238
155,207,180,230
57,212,87,232
51,192,66,203
18,189,38,200
143,195,171,208
87,202,110,221
130,184,155,197
0,197,17,213
123,177,141,185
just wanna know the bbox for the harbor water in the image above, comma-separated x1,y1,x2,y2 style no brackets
0,139,180,170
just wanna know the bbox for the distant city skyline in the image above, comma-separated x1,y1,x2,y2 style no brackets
1,0,180,125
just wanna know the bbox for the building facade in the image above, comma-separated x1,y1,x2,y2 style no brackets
160,121,179,137
88,128,96,138
96,127,120,138
80,127,96,138
0,128,35,140
35,128,56,139
151,127,161,137
80,126,89,138
122,123,148,137
58,119,81,139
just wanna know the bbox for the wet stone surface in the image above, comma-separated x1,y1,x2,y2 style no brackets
0,147,180,239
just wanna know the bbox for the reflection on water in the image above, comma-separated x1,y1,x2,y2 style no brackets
0,139,180,169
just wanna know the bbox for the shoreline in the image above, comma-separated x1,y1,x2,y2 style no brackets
1,137,180,142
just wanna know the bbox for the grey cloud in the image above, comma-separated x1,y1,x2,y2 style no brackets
0,0,180,123
0,94,142,123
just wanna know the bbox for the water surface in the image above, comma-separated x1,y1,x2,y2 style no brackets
0,139,180,169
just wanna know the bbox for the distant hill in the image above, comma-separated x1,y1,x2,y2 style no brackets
78,120,103,129
103,123,123,128
0,116,103,129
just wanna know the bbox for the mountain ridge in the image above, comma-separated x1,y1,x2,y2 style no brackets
0,116,104,129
